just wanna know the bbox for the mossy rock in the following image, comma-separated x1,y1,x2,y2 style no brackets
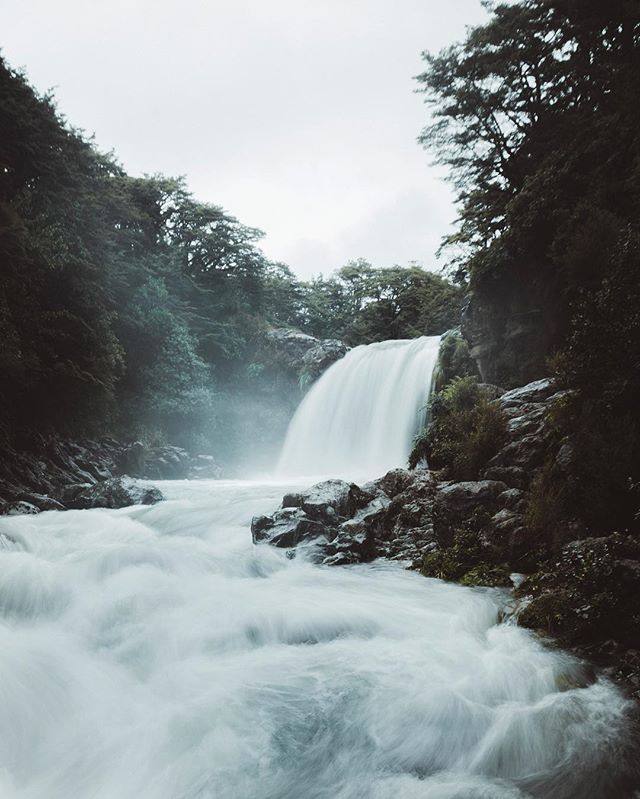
460,563,511,587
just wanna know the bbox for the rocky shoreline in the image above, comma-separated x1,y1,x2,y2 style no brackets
253,376,640,700
0,438,221,515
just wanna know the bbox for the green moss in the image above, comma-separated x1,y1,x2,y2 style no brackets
433,329,479,391
420,519,510,587
460,563,511,587
410,376,508,478
519,534,640,649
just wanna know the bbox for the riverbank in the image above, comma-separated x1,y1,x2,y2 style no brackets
0,437,221,515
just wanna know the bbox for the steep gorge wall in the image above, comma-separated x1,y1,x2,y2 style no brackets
461,276,564,387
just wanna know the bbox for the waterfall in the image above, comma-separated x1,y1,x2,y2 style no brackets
277,336,440,479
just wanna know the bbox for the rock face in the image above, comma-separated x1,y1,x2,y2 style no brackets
265,328,348,385
0,437,218,515
461,285,562,386
300,340,349,384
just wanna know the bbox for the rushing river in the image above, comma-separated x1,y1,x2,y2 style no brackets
0,478,636,799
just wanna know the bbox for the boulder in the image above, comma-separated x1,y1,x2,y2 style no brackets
5,501,40,516
282,480,366,523
487,436,546,470
497,488,524,509
300,340,348,383
361,468,414,500
498,378,556,408
118,441,146,476
17,492,65,512
265,328,348,382
437,480,508,512
69,477,164,510
483,465,527,489
251,508,327,548
323,496,392,565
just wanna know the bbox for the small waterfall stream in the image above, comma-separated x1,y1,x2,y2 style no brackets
278,336,440,479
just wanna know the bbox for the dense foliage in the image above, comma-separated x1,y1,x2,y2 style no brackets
0,58,460,467
299,260,463,345
410,376,507,479
418,1,640,532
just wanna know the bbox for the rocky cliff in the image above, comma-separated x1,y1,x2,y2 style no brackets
461,278,563,387
0,438,221,515
264,328,348,387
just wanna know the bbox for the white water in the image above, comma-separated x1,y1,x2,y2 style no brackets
0,480,636,798
277,337,441,479
0,338,637,796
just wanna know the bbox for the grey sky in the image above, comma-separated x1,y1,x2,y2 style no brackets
1,0,487,278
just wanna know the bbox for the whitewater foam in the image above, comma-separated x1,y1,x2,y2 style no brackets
0,479,636,798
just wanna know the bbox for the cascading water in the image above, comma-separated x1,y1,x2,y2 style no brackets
0,339,638,798
277,336,441,479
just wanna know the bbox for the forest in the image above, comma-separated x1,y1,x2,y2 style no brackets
0,56,462,467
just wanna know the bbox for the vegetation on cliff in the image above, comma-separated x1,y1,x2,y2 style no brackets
418,0,640,542
0,58,461,467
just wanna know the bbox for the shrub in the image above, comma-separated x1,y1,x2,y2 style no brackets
410,376,507,479
420,520,510,587
432,329,478,392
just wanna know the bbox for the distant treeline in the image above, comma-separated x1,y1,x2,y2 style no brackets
0,58,462,463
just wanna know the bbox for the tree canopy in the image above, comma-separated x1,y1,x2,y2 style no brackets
0,56,460,465
417,1,640,531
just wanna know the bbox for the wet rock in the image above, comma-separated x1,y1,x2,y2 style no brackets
60,482,94,506
491,508,522,534
251,508,327,548
17,492,66,512
483,465,527,488
498,378,556,407
555,441,574,472
487,435,545,470
361,468,414,500
323,496,392,565
69,477,164,510
5,501,40,516
497,488,524,509
505,405,546,436
437,480,508,512
118,441,146,476
282,480,366,524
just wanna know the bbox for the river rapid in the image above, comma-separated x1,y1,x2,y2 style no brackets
0,478,636,799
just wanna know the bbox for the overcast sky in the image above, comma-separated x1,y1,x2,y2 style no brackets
1,0,487,278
